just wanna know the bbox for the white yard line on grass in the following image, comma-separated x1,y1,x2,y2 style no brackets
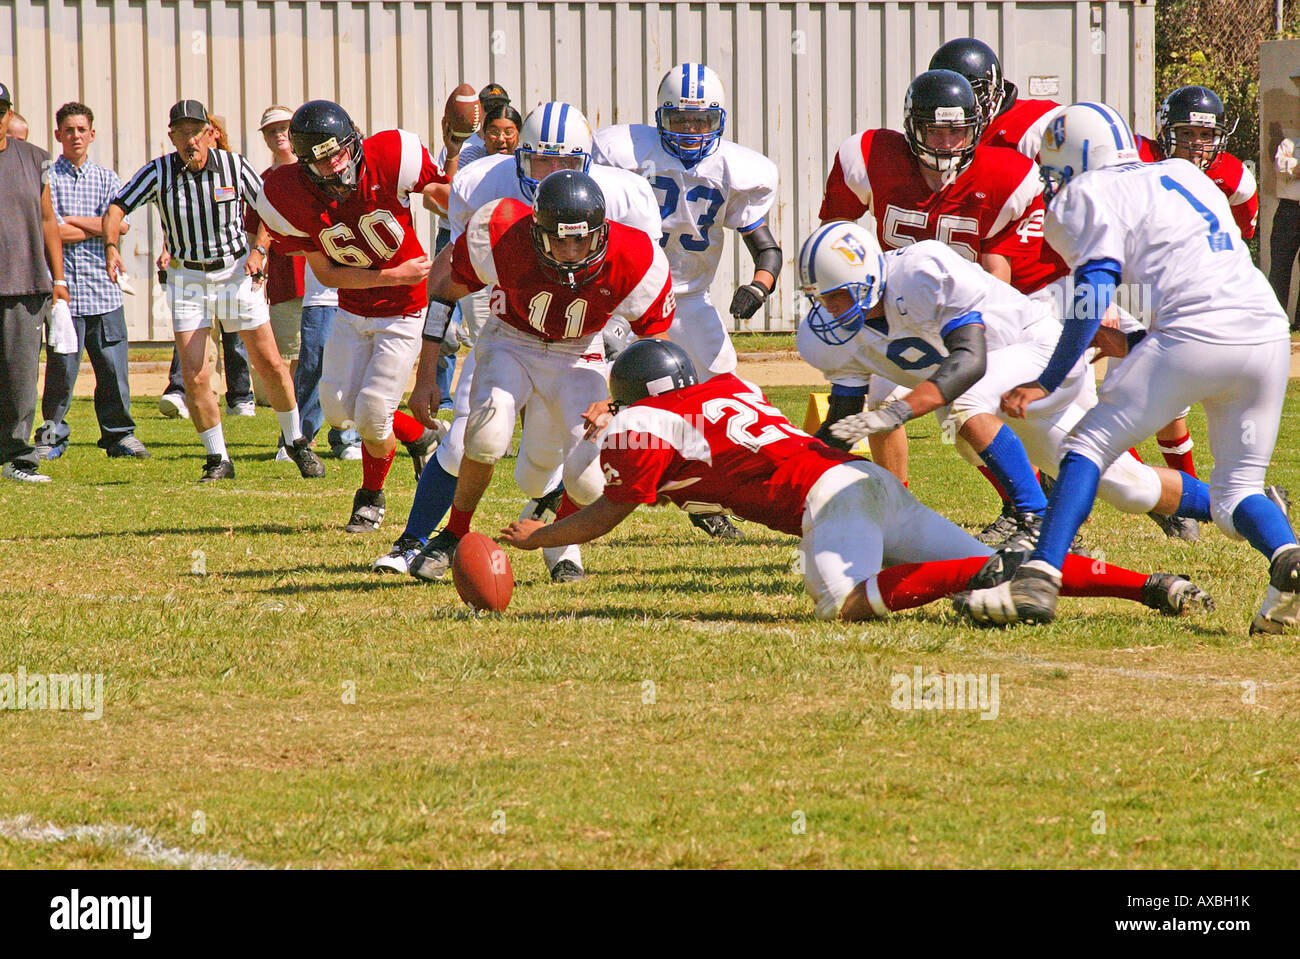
0,815,265,869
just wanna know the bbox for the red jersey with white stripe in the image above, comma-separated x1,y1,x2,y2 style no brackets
1137,134,1258,238
819,128,1058,293
599,373,857,536
255,129,446,317
450,197,675,341
982,97,1062,159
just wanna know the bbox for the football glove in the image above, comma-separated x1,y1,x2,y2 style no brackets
828,399,913,443
729,282,769,320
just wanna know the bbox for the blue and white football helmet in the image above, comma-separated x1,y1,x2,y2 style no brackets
1038,102,1140,203
797,222,887,345
516,102,593,201
655,63,726,165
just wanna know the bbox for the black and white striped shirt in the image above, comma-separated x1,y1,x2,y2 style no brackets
112,149,262,262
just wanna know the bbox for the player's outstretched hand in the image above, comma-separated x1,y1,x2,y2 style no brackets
828,399,912,443
389,255,432,285
408,380,442,430
1000,382,1048,419
729,282,768,320
500,519,545,549
582,400,613,440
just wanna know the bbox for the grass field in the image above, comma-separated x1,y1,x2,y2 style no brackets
2,381,1298,869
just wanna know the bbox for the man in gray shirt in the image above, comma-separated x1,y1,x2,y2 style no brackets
0,81,70,483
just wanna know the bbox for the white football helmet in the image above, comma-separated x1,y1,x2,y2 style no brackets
515,102,593,200
797,222,887,345
1038,102,1140,203
655,63,726,165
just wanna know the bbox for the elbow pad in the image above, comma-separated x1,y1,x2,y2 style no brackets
931,322,987,404
741,223,783,283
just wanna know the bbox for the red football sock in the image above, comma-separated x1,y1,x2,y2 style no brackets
1157,433,1196,478
1058,554,1145,601
361,446,395,492
556,492,581,520
391,410,425,444
875,556,989,611
976,465,1011,504
447,506,473,538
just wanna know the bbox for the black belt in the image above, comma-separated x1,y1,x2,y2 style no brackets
175,251,244,272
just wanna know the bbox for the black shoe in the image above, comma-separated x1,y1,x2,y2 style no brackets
976,503,1019,545
689,512,744,539
199,455,235,482
409,528,460,581
404,423,448,481
997,510,1043,554
1266,484,1292,522
968,547,1028,591
372,534,424,575
106,435,150,459
289,437,325,479
1146,511,1200,542
549,559,586,583
1141,573,1215,616
952,562,1062,626
344,487,386,533
522,484,566,523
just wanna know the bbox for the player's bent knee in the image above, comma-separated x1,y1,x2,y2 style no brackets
1097,460,1162,514
463,389,516,465
562,441,605,506
353,391,395,444
1212,491,1249,541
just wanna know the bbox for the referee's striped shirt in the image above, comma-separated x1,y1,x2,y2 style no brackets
111,148,263,262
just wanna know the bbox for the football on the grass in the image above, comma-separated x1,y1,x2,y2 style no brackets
444,83,482,138
452,532,514,612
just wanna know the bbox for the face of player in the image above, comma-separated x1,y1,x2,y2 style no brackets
817,289,857,320
56,113,95,164
169,120,210,170
261,121,292,160
483,119,520,155
311,146,353,179
525,153,584,180
543,232,598,264
662,109,722,147
1172,125,1218,167
918,122,976,154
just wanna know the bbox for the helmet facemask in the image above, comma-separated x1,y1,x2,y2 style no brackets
906,110,981,181
655,106,725,165
516,149,590,201
299,131,364,201
530,219,610,289
803,279,882,346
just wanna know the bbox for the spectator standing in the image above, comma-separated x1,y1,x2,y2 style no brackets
1271,135,1300,332
35,101,149,460
6,110,28,141
0,80,70,483
103,98,322,481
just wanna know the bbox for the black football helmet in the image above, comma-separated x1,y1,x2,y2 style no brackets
609,339,698,409
290,100,364,199
929,37,1005,127
904,70,983,179
530,170,609,289
1156,85,1236,170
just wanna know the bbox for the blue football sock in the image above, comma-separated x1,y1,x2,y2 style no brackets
403,459,458,542
1232,493,1297,559
977,425,1048,513
1175,475,1211,520
1032,452,1102,569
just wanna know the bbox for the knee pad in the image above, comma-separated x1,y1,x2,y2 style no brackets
319,382,352,431
1096,458,1162,514
353,385,395,443
562,439,606,506
463,388,517,465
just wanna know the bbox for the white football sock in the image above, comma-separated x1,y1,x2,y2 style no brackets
199,424,228,460
276,407,302,446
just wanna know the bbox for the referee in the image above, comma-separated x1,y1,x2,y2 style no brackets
103,99,323,482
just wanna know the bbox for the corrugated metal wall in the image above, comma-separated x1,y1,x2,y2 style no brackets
0,0,1155,339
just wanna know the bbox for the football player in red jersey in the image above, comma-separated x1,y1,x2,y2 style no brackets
499,340,1212,622
1130,86,1259,485
255,100,449,534
405,170,676,583
929,37,1062,161
819,69,1054,529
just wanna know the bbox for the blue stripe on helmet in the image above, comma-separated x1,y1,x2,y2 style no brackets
681,65,690,99
557,103,568,141
1080,102,1125,150
541,101,555,140
697,63,705,99
1081,138,1090,172
803,224,837,287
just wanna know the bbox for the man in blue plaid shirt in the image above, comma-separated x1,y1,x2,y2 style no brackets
36,101,148,459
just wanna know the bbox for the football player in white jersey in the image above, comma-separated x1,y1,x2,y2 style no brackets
796,222,1209,549
593,63,781,377
956,102,1299,633
593,62,781,539
373,101,663,580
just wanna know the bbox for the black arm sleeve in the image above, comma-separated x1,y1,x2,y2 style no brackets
930,323,988,404
813,391,866,451
741,224,782,286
